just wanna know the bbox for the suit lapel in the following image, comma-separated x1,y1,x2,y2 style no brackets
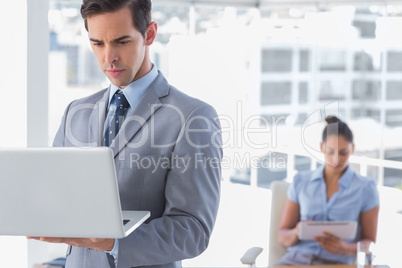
89,90,109,146
110,72,170,157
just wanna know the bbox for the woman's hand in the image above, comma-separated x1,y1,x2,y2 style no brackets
314,231,348,255
278,199,301,248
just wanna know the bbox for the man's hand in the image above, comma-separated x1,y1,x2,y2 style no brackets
27,237,115,251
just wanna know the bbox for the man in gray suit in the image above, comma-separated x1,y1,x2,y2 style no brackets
29,0,223,267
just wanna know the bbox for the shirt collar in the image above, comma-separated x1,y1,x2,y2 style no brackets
108,64,158,108
311,165,325,182
310,164,354,188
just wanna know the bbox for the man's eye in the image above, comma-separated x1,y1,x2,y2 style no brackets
120,40,130,45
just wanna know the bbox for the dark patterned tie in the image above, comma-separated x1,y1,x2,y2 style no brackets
104,90,130,147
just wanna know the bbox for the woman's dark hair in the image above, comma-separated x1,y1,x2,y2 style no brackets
80,0,152,37
322,116,354,144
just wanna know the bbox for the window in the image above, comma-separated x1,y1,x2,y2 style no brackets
261,49,292,72
386,109,402,127
299,49,310,72
352,109,380,121
46,1,402,191
352,80,381,100
354,51,380,72
16,2,402,268
387,82,402,100
299,82,308,104
387,51,402,72
261,82,291,105
318,81,347,101
319,50,347,71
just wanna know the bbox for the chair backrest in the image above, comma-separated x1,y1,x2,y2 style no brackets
268,180,289,266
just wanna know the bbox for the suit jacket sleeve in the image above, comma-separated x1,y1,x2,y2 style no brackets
53,102,72,147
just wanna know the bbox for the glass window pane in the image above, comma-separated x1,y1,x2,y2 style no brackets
46,1,402,196
384,146,402,187
43,2,402,267
299,49,310,72
257,152,287,189
295,155,311,172
386,110,402,127
352,109,380,121
296,113,308,125
354,51,380,72
260,114,288,126
384,168,402,187
387,51,402,72
319,50,346,71
261,49,292,73
48,1,102,141
260,82,291,105
318,81,347,100
153,5,190,43
352,80,381,100
299,82,308,104
387,82,402,100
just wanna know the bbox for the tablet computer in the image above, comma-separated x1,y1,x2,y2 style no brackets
299,221,357,240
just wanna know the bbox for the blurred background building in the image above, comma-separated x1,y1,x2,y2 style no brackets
47,0,402,188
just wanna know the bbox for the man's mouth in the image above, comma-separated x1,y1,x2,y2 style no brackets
107,69,124,77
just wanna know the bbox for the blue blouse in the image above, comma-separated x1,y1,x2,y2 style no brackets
287,165,379,264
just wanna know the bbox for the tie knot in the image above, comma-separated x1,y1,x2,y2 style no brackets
113,90,130,112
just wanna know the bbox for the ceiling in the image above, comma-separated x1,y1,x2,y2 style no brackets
151,0,402,8
60,0,402,8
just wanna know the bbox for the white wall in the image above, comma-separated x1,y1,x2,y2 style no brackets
0,0,27,147
0,0,28,267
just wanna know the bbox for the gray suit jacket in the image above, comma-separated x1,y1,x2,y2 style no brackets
53,72,222,268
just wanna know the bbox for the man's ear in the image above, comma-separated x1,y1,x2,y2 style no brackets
145,21,157,46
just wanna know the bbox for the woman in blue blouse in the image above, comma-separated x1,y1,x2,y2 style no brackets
276,116,379,265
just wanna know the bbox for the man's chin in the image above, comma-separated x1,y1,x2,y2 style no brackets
106,77,129,88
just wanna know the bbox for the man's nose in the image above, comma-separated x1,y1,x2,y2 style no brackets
105,46,118,64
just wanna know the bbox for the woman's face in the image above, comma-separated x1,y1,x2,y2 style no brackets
320,135,354,173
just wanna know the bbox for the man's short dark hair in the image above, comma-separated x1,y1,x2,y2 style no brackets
81,0,152,37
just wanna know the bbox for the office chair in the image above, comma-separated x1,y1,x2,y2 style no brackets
43,257,66,268
240,180,289,267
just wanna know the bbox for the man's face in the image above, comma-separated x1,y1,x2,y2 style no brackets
87,7,152,88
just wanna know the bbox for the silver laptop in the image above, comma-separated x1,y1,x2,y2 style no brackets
0,147,150,238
